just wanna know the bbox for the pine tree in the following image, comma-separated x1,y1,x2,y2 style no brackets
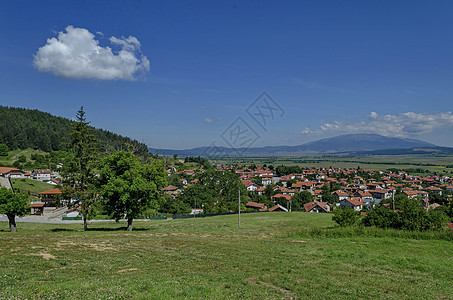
62,107,98,231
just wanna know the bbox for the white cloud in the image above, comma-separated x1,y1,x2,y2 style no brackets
204,117,222,124
301,112,453,137
33,25,150,80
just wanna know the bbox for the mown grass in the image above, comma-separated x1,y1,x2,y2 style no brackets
1,212,453,299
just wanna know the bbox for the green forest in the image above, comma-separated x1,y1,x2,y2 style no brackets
0,106,148,156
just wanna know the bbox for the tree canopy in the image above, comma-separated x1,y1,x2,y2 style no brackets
0,187,29,232
0,105,148,156
97,150,167,231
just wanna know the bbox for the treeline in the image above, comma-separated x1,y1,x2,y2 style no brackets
0,106,148,156
184,156,208,165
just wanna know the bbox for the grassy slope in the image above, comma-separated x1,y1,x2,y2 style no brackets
10,178,55,194
0,213,452,299
0,148,46,167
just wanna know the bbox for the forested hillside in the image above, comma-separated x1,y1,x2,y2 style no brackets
0,106,148,156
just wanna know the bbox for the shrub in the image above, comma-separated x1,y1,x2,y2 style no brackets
332,207,360,227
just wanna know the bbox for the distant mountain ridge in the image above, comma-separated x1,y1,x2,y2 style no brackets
149,133,439,157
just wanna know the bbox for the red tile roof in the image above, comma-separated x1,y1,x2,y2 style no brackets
304,201,329,212
39,188,62,195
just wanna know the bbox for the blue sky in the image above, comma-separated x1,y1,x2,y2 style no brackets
1,0,453,149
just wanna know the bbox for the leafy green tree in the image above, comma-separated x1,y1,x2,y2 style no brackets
291,191,313,211
321,185,339,203
188,169,248,213
62,107,98,231
362,205,398,229
18,154,26,163
0,188,29,232
0,144,9,156
98,151,167,231
264,184,277,199
178,184,213,212
364,198,449,231
424,209,450,231
428,191,448,205
252,176,263,186
160,194,191,214
332,207,360,227
396,197,428,231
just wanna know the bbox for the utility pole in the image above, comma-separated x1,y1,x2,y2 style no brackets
238,188,241,228
392,191,395,210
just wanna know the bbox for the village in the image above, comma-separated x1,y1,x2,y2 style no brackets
0,158,451,221
163,162,450,214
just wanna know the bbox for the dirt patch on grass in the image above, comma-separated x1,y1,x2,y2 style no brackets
245,277,294,298
28,252,56,260
88,242,116,251
55,240,117,252
117,268,138,273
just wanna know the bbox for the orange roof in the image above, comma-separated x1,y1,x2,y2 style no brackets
0,167,21,174
39,188,62,195
245,201,266,209
343,197,364,206
272,193,291,200
304,201,329,212
269,204,288,212
163,185,179,191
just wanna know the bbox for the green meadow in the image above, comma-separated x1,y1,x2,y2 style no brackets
1,212,452,299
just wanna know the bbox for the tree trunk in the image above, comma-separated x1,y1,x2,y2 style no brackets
83,215,88,231
127,218,133,231
7,214,17,232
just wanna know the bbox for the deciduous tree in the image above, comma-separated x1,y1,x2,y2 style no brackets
98,151,166,231
0,188,29,232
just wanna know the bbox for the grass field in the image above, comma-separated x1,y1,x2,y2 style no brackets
10,178,55,195
1,213,453,299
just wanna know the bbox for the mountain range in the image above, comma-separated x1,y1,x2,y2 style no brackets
149,134,444,157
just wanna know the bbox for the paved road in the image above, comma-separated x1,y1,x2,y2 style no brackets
0,216,151,224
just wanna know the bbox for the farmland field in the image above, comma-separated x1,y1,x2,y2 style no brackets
1,212,452,299
218,155,453,174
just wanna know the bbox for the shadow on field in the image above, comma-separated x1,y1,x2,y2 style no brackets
86,227,151,232
48,227,151,232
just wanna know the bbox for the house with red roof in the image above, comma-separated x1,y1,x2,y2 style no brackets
304,201,330,213
339,197,364,211
38,188,62,206
245,201,267,211
269,204,288,212
0,167,26,178
32,169,52,181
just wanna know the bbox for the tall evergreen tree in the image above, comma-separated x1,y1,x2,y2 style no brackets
62,107,98,231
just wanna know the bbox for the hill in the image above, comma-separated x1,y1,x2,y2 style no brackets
149,133,438,156
0,106,148,156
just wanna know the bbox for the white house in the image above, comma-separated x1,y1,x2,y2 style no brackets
339,197,364,211
33,169,52,181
